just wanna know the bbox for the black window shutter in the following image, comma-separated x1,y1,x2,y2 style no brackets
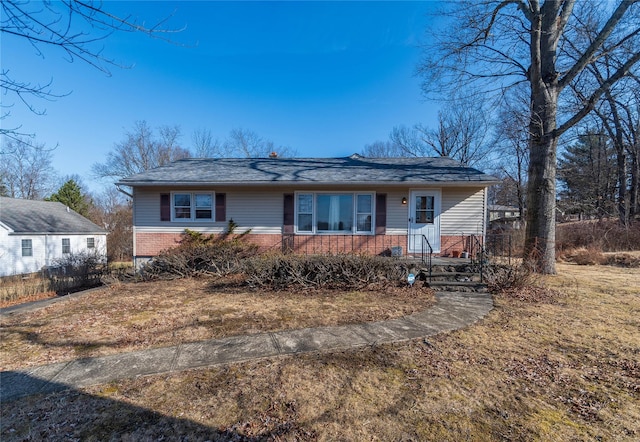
375,193,387,235
160,194,170,221
215,193,226,222
283,193,294,233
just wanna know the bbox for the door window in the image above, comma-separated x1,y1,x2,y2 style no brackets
415,196,435,224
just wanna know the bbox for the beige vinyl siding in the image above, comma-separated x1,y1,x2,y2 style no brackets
226,189,282,233
133,187,283,234
133,186,487,237
133,187,164,227
385,190,409,234
441,187,486,236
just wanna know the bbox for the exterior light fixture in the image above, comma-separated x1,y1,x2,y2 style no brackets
401,197,407,205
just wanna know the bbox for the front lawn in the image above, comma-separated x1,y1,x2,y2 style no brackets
1,263,639,441
0,277,433,371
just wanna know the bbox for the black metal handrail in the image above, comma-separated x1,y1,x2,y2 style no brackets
470,234,489,282
420,234,433,282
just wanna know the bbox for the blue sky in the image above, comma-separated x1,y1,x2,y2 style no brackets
3,1,440,192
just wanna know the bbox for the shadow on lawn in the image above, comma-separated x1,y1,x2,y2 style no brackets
0,371,295,441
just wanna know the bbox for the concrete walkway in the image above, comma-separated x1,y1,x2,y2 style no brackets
0,291,493,402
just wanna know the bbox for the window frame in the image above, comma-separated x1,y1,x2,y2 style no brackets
170,191,215,222
415,195,435,225
62,238,71,254
21,239,33,257
294,191,375,235
87,237,95,249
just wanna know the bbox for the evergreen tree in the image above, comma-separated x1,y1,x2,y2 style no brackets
46,179,91,217
558,132,617,219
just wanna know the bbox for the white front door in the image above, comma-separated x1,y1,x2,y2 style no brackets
408,190,441,253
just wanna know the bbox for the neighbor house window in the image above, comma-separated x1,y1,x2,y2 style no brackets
172,192,214,221
62,238,71,254
21,239,33,257
87,237,95,249
295,192,374,234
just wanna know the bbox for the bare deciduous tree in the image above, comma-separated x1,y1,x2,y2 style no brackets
419,96,492,167
92,121,191,180
361,139,407,158
493,87,531,219
223,128,297,158
420,0,640,273
90,187,133,262
363,96,491,167
191,128,224,158
0,136,57,199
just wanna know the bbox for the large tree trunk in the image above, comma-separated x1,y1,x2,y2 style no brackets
523,1,563,274
525,90,559,274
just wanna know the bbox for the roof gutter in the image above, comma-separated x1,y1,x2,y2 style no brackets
116,180,500,188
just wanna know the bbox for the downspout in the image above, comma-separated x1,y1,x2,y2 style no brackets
115,184,133,198
483,187,488,240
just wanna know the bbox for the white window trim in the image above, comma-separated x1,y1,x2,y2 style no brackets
170,191,215,222
21,239,33,257
62,238,71,254
294,191,375,235
87,237,95,249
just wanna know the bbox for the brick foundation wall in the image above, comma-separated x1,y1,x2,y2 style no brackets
135,232,184,256
284,234,407,256
439,235,482,257
135,232,408,257
135,232,482,258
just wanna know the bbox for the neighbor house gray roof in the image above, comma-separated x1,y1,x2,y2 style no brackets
117,155,499,187
0,197,106,234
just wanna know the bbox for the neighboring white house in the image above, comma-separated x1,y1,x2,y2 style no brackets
0,197,107,277
116,155,499,267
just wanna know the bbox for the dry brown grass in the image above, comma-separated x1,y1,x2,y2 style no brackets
2,263,639,441
0,276,434,371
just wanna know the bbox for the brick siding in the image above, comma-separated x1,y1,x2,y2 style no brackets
135,232,480,258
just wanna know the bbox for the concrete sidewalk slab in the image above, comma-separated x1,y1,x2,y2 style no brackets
1,291,493,403
174,334,279,370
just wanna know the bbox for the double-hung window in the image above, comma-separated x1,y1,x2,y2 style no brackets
62,238,71,254
295,192,374,234
87,237,95,249
172,192,214,221
21,239,33,257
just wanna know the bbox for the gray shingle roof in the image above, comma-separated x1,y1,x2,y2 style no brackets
0,197,106,234
117,155,498,187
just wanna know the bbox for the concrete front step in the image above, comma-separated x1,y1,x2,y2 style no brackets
428,281,488,293
426,272,482,281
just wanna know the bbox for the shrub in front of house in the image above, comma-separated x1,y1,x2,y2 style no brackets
242,254,408,291
139,228,259,280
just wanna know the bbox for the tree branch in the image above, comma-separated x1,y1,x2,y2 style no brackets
559,0,637,89
557,49,640,136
